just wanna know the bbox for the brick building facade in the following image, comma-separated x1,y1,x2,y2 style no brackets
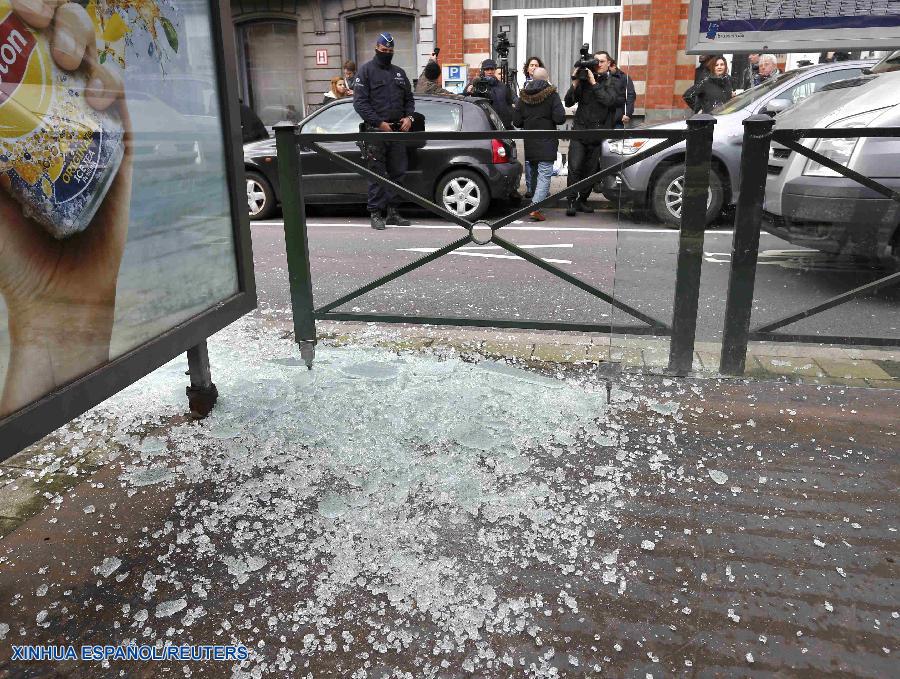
438,0,706,122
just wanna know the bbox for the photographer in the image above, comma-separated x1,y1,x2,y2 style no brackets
563,48,616,216
416,51,452,95
464,59,514,128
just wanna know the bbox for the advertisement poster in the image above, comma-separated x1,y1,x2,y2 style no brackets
687,0,900,53
0,0,241,421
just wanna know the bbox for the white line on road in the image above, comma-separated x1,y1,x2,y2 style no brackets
398,247,572,264
451,244,574,250
255,220,743,235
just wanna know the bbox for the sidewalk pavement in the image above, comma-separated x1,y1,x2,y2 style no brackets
0,317,897,677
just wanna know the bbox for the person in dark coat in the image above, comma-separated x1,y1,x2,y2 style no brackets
512,67,566,221
563,51,617,215
686,55,733,113
353,32,416,230
694,54,715,85
608,58,636,128
416,59,452,95
519,55,545,197
732,53,759,91
464,59,515,128
239,99,268,144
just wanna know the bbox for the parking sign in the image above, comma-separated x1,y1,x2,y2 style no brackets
442,64,467,95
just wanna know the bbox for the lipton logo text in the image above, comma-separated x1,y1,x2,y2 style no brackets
0,12,35,101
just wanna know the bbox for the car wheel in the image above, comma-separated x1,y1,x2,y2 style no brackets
650,164,724,228
435,170,490,220
246,171,276,221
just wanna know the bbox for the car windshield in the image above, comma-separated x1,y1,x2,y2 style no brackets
712,70,801,115
871,50,900,73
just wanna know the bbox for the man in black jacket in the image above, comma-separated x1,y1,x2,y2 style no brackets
464,59,514,128
512,67,566,221
607,56,635,128
563,52,616,215
239,98,268,144
353,32,416,230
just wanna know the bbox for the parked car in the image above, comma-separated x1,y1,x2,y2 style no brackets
598,60,875,227
763,69,900,268
244,94,522,221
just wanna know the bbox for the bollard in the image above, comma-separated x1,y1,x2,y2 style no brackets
667,114,716,376
720,115,775,375
274,121,317,369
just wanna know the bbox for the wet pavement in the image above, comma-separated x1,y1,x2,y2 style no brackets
0,321,898,678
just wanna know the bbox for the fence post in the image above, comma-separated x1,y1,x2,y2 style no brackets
667,114,716,376
720,114,775,375
274,121,317,368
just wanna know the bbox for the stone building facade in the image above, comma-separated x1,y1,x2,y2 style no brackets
231,0,437,124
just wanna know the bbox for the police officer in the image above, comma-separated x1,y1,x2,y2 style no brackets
353,32,416,230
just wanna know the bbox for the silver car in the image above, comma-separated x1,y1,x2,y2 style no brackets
599,60,874,227
764,68,900,267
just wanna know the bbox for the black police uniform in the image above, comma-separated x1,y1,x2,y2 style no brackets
353,57,415,214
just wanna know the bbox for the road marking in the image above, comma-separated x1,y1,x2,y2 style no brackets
256,220,742,235
449,244,574,250
398,246,572,264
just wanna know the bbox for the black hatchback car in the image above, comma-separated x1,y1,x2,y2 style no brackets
244,94,522,221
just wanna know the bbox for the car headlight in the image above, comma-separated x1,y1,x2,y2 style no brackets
803,109,886,177
608,138,663,155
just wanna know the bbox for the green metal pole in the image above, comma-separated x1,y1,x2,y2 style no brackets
274,121,316,368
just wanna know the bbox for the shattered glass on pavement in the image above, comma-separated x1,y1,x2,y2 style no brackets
0,317,897,677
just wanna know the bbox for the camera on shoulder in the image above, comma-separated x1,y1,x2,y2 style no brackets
573,43,599,82
470,76,491,97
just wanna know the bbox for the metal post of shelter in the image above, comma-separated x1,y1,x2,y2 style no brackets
275,121,317,368
186,340,218,418
667,114,716,376
720,114,775,375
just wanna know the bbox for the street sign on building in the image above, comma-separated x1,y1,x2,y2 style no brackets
686,0,900,53
316,49,328,66
442,64,467,94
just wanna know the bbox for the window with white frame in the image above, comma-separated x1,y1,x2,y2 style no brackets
492,1,621,91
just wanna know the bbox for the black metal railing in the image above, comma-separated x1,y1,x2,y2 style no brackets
720,117,900,374
274,118,717,374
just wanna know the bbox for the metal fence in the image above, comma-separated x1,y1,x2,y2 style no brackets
274,118,717,375
720,115,900,374
273,116,899,376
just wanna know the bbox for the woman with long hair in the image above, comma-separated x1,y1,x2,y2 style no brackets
685,55,733,113
522,56,545,83
323,76,351,101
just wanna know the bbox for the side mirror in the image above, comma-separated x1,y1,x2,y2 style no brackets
761,98,792,116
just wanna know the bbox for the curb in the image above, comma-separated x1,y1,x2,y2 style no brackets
304,320,899,390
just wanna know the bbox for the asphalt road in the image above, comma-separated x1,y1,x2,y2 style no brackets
250,204,899,344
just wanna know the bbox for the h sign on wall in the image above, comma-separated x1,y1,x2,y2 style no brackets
316,49,328,66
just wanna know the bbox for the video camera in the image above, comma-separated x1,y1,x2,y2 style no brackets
470,76,491,97
493,31,511,60
573,43,599,82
